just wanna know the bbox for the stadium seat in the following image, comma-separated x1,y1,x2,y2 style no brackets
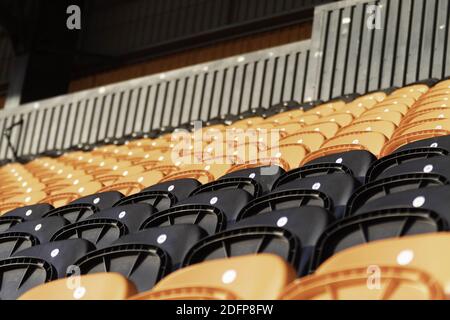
116,225,207,270
175,189,252,223
311,208,446,270
43,202,100,224
70,239,170,292
232,206,332,275
365,147,448,182
19,273,138,300
142,179,201,201
314,233,450,296
281,266,445,300
12,239,94,277
347,183,450,224
395,134,450,153
0,256,57,299
0,217,69,258
141,204,226,235
182,226,301,271
272,164,359,218
321,132,387,156
69,191,124,210
51,204,155,248
131,254,296,300
219,165,284,193
303,150,376,183
1,203,54,221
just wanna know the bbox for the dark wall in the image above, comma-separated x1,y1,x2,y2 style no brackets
0,0,336,105
79,0,327,55
0,29,14,96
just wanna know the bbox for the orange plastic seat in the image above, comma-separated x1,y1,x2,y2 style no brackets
130,254,296,300
281,266,444,300
337,120,396,139
0,191,48,214
19,273,137,300
354,91,387,104
434,80,450,89
298,122,340,139
391,84,429,98
393,119,450,137
338,104,368,118
380,130,450,157
362,103,409,116
401,108,450,125
300,144,369,165
304,102,340,117
97,170,165,195
354,111,403,126
315,233,450,297
260,144,308,169
43,175,94,195
409,100,450,114
321,131,387,156
375,97,416,108
232,117,265,129
295,114,321,125
280,131,326,152
39,181,103,207
314,113,354,127
274,122,304,136
131,287,238,300
226,158,291,173
160,161,232,184
95,165,145,186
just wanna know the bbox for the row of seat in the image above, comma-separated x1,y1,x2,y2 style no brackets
0,77,449,299
2,80,447,212
17,232,450,300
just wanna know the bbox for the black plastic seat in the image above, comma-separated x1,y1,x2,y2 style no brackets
2,204,54,221
51,204,155,249
349,184,450,225
311,208,447,271
182,226,301,270
176,189,253,223
190,177,262,198
71,241,170,292
69,191,124,210
140,204,226,235
366,148,448,182
0,256,57,300
272,165,359,219
0,217,69,259
218,165,286,194
113,190,177,211
375,156,450,182
0,216,22,233
237,189,332,221
230,206,333,275
115,224,207,270
0,198,53,233
43,203,100,224
346,174,448,217
395,135,450,153
12,239,94,278
303,150,376,183
142,179,201,201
